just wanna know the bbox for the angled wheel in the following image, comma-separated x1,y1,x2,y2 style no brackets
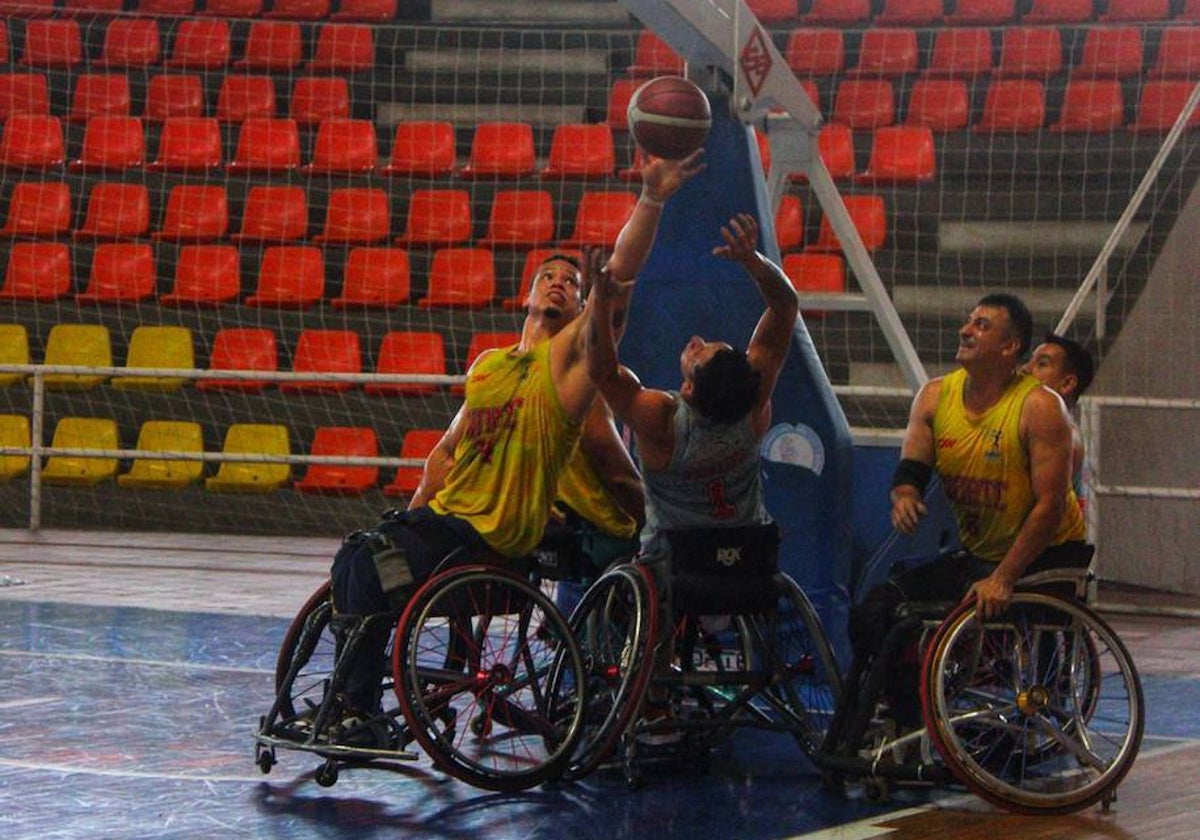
271,582,336,726
394,565,587,791
920,592,1143,815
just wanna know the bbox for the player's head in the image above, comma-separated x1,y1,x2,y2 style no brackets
958,292,1034,368
680,336,762,424
525,253,585,326
1022,334,1094,407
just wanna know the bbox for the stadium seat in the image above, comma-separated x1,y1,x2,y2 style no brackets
418,247,496,308
226,117,301,172
832,79,896,129
540,123,615,179
197,327,276,391
382,428,442,498
304,118,378,173
266,0,330,19
280,329,361,393
41,324,111,390
1148,27,1200,78
781,252,846,317
996,26,1063,79
20,20,83,68
503,247,583,310
95,19,161,68
0,324,29,388
234,21,302,71
775,193,804,253
1074,27,1144,79
808,195,887,253
560,191,638,247
0,25,7,65
784,28,845,77
458,122,535,179
0,243,71,301
974,79,1047,132
73,182,150,240
69,74,131,122
112,324,194,391
75,243,156,303
0,414,30,480
331,246,411,307
160,244,241,306
851,29,920,78
944,0,1014,24
1129,80,1200,132
802,0,869,25
1100,0,1169,21
244,246,325,308
289,76,350,125
143,74,205,120
1051,79,1125,132
365,331,445,396
793,123,857,181
745,0,798,23
41,417,119,486
1022,0,1092,23
478,190,555,248
904,78,970,131
606,78,639,129
313,187,390,244
332,0,395,20
117,420,205,490
307,24,375,72
1,180,70,238
856,125,936,183
205,423,290,493
63,0,125,13
926,27,994,78
1179,0,1200,21
0,73,49,119
147,117,222,171
383,121,456,176
144,192,208,256
460,331,520,383
0,114,64,168
875,0,943,26
3,0,63,13
215,75,277,122
627,30,684,77
294,426,378,495
202,0,262,14
69,117,145,172
395,189,472,247
232,185,308,242
164,19,230,69
136,0,196,13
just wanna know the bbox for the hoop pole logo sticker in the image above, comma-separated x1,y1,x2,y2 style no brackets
739,27,772,98
761,423,825,476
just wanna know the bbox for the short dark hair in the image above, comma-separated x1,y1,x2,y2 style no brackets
691,348,762,424
1042,333,1095,400
537,252,588,299
978,292,1033,357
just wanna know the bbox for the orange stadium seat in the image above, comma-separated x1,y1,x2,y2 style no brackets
304,118,378,173
76,243,156,303
996,27,1063,79
775,193,804,253
69,74,131,122
148,117,223,171
541,123,615,179
462,331,519,374
1100,0,1169,21
331,247,411,307
280,329,361,394
808,195,887,253
290,76,350,125
875,0,943,26
383,121,456,177
307,24,375,72
69,117,145,172
832,79,896,129
1074,27,1144,79
95,19,161,68
1051,79,1124,132
382,428,442,498
153,185,228,241
789,123,857,182
20,20,83,68
136,0,196,12
745,0,798,23
0,0,54,14
905,78,970,131
0,180,70,237
504,247,583,310
395,189,472,247
202,0,262,14
73,182,150,239
944,0,1014,24
418,248,496,309
478,190,555,248
314,187,390,244
160,244,242,305
294,427,378,495
227,118,301,172
0,73,49,119
851,29,920,78
216,75,277,122
332,0,395,21
365,331,444,396
143,74,206,120
1150,27,1200,78
856,125,936,183
803,0,869,25
974,79,1046,132
233,185,308,241
235,21,302,71
926,27,994,78
785,29,845,78
458,122,535,179
198,327,277,390
0,114,64,168
1022,0,1092,23
628,31,684,77
606,78,639,129
63,0,125,13
782,251,846,316
560,191,637,247
0,242,71,301
267,0,330,20
164,20,231,69
244,245,325,308
1129,80,1200,132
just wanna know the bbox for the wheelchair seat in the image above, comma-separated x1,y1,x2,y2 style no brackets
663,522,781,614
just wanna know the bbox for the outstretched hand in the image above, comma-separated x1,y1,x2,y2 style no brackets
641,148,707,202
712,213,761,263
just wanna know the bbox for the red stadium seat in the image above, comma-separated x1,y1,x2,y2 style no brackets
1074,27,1144,79
851,29,919,78
875,0,943,26
216,75,277,122
462,331,519,372
233,185,308,242
148,117,222,171
785,29,845,77
294,427,378,495
227,118,301,172
1051,79,1124,132
418,248,496,309
332,0,396,21
0,73,49,119
314,187,390,244
628,30,684,77
73,182,150,240
0,242,70,300
235,22,302,71
0,114,64,168
69,116,145,172
244,245,325,308
996,27,1063,79
136,0,195,12
944,0,1014,24
161,245,241,306
560,191,637,247
606,78,639,129
383,121,456,177
20,20,83,68
95,19,161,68
307,24,375,72
280,329,361,394
905,78,970,131
197,327,277,391
832,79,896,129
0,180,70,238
1100,0,1169,21
289,76,350,125
856,126,936,183
164,20,230,69
1129,80,1200,132
540,123,615,179
75,243,156,304
775,193,804,253
974,79,1046,132
69,74,131,122
1149,27,1200,78
304,118,378,174
458,122,535,179
395,189,472,247
745,0,798,23
365,331,445,396
0,24,7,66
63,0,125,12
202,0,262,14
152,185,228,241
143,74,206,120
807,195,887,253
1180,0,1200,20
331,247,411,307
782,252,846,317
504,247,583,310
0,0,54,14
382,429,442,498
793,123,858,181
926,27,994,78
266,0,330,20
802,0,870,25
478,190,555,248
1022,0,1092,23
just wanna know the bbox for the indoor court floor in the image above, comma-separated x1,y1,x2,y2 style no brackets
2,528,1199,840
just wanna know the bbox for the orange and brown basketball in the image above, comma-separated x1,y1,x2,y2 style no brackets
626,76,711,160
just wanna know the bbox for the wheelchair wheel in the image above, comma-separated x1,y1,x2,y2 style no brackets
272,582,336,724
563,563,657,780
394,565,588,791
920,592,1143,815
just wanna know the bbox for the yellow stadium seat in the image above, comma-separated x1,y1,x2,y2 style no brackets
40,324,111,390
0,413,31,481
205,423,290,493
112,325,194,392
118,420,204,489
0,324,30,387
41,416,118,486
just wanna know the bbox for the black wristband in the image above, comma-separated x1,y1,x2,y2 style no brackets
891,458,932,494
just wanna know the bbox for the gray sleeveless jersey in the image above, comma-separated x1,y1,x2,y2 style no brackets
641,393,769,542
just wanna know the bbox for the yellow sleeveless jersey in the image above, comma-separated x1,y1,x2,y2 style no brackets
429,339,582,558
933,369,1085,562
556,448,639,540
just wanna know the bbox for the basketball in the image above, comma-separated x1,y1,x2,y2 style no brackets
626,76,711,160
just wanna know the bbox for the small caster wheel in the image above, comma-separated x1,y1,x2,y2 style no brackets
315,760,338,787
864,777,889,803
255,744,275,774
